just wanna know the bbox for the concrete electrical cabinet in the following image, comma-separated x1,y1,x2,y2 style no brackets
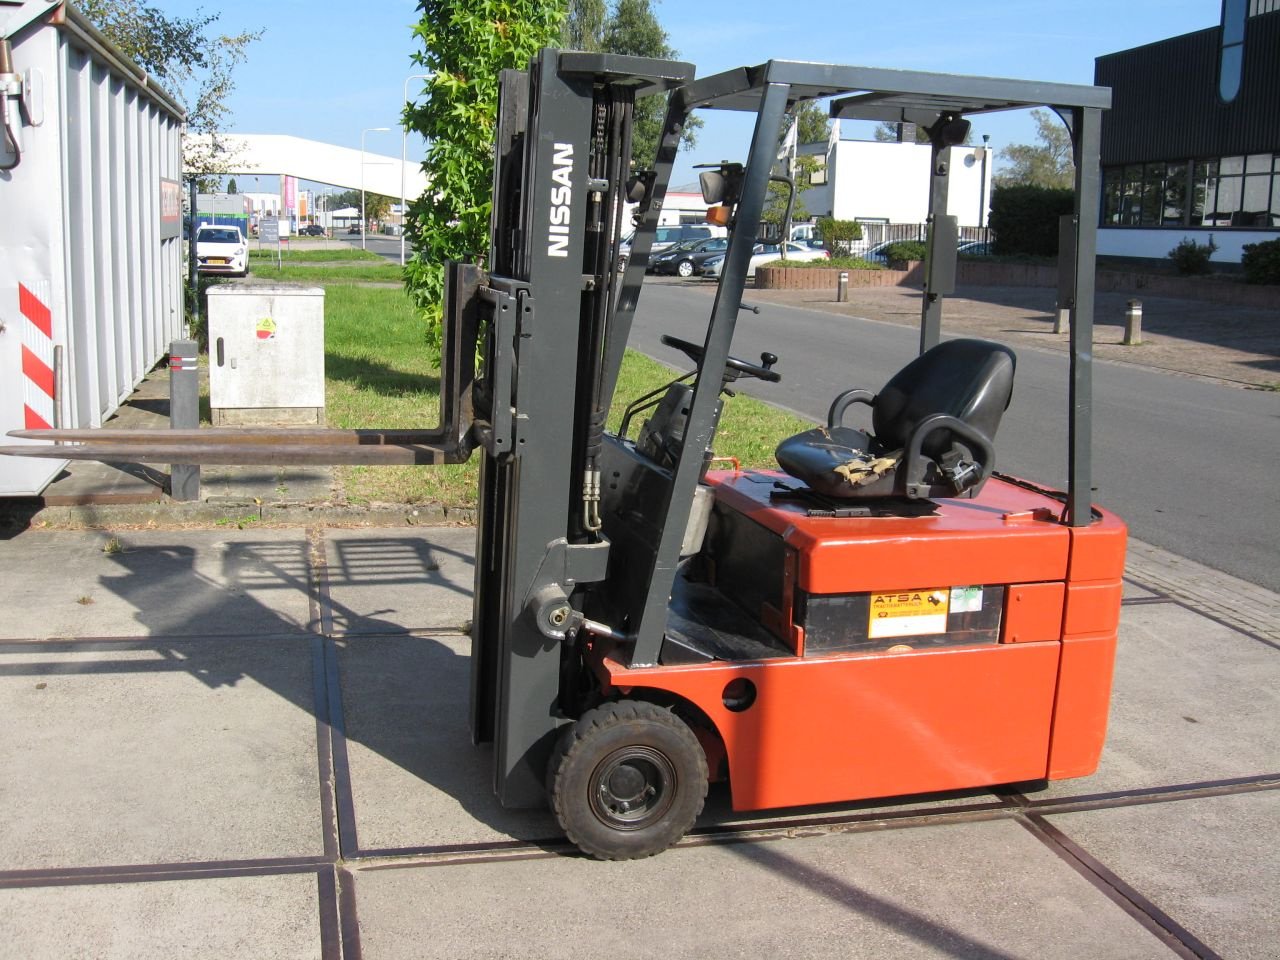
208,285,326,425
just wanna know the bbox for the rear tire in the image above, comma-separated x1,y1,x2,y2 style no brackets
548,700,708,860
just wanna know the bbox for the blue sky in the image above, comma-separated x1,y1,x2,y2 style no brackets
164,0,1222,189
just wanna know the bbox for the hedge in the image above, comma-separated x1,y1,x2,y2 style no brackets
988,185,1073,257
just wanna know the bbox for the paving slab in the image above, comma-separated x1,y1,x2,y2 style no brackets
0,872,323,960
323,527,474,635
338,635,558,852
1122,578,1160,600
0,529,313,638
0,637,324,868
1047,791,1280,960
338,634,1004,854
352,819,1173,959
1031,602,1280,800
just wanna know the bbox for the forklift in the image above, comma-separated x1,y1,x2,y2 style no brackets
3,51,1125,861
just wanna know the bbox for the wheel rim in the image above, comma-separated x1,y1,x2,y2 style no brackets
677,260,693,277
588,746,678,831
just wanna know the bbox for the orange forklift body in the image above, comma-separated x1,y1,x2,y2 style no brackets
596,471,1126,812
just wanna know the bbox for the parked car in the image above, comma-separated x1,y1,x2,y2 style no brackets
860,240,901,264
958,240,993,256
620,223,728,268
347,224,361,235
651,237,729,277
194,225,248,277
699,241,829,279
300,224,326,237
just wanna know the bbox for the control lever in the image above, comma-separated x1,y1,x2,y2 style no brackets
739,301,761,314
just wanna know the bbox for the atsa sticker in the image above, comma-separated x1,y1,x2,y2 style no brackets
256,317,277,340
869,589,949,639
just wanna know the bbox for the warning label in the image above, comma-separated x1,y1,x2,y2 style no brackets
869,589,950,639
256,317,277,341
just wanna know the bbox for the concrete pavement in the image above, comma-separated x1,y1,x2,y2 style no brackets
0,522,1276,959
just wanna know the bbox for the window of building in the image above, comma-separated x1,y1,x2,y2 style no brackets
1220,0,1247,103
1105,154,1279,228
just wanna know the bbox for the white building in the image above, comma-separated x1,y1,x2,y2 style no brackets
799,138,994,229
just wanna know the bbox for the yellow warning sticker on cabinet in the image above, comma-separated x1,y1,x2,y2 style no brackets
256,317,277,341
868,589,950,639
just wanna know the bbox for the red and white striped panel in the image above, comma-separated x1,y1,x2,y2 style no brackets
18,282,56,430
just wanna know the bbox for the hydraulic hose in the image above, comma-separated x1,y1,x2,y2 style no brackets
0,40,22,170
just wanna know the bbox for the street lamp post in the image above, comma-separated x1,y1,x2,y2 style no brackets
361,126,390,251
401,73,433,266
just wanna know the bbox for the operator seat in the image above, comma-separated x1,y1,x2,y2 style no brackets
774,338,1016,500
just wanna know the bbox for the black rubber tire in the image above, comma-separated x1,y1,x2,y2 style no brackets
548,700,708,860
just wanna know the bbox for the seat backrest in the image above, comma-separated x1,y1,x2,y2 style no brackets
872,339,1015,456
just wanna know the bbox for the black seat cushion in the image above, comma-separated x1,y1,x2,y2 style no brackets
775,339,1015,500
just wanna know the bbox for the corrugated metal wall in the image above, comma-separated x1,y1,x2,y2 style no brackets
58,36,184,429
1095,11,1280,165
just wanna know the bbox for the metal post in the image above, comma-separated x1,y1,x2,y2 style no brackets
837,270,849,302
1066,106,1102,528
168,338,200,501
360,126,389,251
1124,299,1143,345
187,178,198,332
919,141,952,353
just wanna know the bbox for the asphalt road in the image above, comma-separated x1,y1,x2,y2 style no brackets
339,234,405,261
628,280,1280,592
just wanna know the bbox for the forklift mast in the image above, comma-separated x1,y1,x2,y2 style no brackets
466,51,694,807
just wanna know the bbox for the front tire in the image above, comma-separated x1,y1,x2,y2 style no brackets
677,259,694,277
548,700,708,860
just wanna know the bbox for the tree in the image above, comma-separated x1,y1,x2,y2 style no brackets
561,0,606,51
405,0,565,338
226,178,238,194
332,190,363,211
564,0,700,168
763,103,827,228
80,1,261,188
364,193,394,223
995,109,1074,189
792,101,828,146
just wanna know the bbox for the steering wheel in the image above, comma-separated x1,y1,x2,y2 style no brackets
660,335,781,382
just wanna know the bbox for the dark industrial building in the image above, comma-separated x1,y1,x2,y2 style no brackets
1094,0,1280,264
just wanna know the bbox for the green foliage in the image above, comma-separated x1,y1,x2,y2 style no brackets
561,0,606,49
995,109,1074,189
884,240,927,264
1241,238,1280,284
816,217,862,256
405,0,565,341
596,0,701,168
226,178,238,194
988,184,1073,256
763,179,808,227
1167,235,1218,276
80,0,261,186
792,101,829,145
758,257,881,270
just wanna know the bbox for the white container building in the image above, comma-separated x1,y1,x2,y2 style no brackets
0,1,185,495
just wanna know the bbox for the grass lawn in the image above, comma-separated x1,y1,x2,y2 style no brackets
247,246,385,262
296,273,811,507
